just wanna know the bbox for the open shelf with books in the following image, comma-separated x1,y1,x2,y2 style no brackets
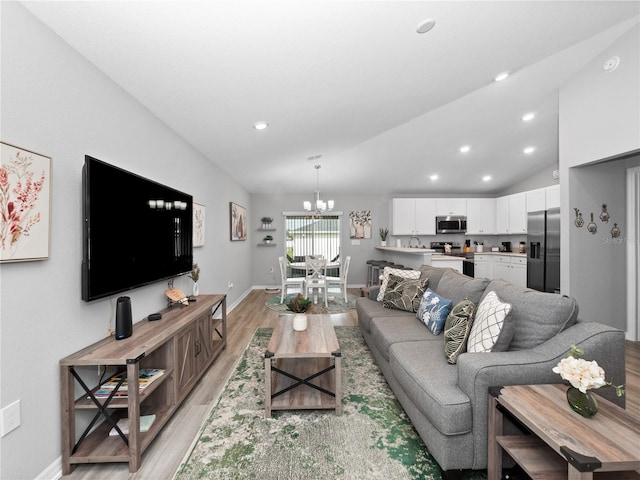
60,294,226,474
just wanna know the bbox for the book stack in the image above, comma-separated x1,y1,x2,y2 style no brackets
109,414,156,436
94,368,164,398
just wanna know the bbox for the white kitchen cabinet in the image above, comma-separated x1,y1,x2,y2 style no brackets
391,198,437,235
496,193,527,234
436,198,467,216
466,198,496,234
474,254,492,279
545,185,560,209
491,255,527,287
526,188,546,212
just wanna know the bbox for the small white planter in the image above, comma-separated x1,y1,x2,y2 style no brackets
292,314,308,331
380,241,387,247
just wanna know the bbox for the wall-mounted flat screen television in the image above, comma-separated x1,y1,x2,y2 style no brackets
82,156,193,301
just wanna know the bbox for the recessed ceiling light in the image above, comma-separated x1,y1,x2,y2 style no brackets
253,121,269,130
523,146,536,154
429,174,439,181
416,18,436,34
482,175,492,182
494,71,509,82
459,145,471,153
522,112,536,122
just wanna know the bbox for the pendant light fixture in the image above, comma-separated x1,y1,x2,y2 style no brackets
303,164,334,214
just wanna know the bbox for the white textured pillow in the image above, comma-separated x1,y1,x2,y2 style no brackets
377,267,421,301
467,291,512,353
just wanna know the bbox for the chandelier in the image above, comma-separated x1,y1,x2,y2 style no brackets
303,164,334,214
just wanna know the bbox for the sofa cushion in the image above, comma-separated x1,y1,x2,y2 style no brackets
382,274,428,312
370,316,438,361
444,299,477,364
480,279,579,351
389,341,472,435
416,288,454,335
435,270,490,306
467,291,513,353
417,265,456,291
355,297,414,334
377,267,421,301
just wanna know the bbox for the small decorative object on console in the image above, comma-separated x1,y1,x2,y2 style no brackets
553,344,624,417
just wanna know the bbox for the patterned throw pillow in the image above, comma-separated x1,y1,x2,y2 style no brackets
467,291,512,353
382,275,428,312
377,267,421,301
416,288,453,335
443,299,477,364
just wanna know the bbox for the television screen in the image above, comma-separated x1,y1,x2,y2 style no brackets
82,156,193,301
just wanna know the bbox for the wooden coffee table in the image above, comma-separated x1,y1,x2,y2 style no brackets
264,314,342,418
488,384,640,480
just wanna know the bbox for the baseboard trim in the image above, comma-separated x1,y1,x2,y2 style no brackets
35,456,62,480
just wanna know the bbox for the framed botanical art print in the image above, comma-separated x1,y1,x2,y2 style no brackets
1,142,52,262
193,202,205,247
230,202,247,241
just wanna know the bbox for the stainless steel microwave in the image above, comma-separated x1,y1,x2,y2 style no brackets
436,215,467,234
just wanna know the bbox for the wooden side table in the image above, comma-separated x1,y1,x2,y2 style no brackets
488,384,640,480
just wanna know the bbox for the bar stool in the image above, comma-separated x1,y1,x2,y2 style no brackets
370,260,395,286
366,260,389,286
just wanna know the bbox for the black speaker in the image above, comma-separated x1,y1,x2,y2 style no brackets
115,296,133,340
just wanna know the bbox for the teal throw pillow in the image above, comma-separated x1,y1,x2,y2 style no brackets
416,288,453,335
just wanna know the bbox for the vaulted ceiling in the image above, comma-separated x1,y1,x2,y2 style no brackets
22,1,640,195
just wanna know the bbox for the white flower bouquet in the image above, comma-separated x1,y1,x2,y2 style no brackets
552,345,624,396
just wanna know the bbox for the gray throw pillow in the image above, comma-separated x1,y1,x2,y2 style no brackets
383,274,428,313
444,298,476,364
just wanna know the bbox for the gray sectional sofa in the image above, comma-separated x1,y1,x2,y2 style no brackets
356,265,626,476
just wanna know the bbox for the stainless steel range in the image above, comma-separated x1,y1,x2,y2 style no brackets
430,242,475,276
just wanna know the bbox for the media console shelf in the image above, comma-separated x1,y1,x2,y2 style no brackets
60,294,226,474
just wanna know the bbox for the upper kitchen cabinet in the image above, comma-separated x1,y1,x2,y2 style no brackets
545,185,560,209
466,198,496,234
496,192,527,234
391,198,437,235
436,198,467,216
526,185,561,212
526,188,546,212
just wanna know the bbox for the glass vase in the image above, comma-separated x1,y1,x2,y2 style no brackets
566,386,598,418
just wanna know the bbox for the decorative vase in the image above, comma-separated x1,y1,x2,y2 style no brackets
192,282,200,297
566,387,598,418
292,313,308,331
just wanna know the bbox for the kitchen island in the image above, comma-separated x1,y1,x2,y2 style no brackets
374,246,464,273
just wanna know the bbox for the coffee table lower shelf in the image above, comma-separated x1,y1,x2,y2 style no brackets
497,436,640,480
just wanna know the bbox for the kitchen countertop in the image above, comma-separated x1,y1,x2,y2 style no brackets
431,255,464,261
375,246,436,254
474,251,527,258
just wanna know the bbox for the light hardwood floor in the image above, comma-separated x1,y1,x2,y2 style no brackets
62,288,639,479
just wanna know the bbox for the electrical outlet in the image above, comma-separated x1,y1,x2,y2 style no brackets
269,267,274,274
1,400,21,437
228,282,233,289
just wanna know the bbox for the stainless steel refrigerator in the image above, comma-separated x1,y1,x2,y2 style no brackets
527,208,560,293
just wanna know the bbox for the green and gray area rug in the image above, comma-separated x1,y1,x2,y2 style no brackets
174,326,485,480
265,293,358,315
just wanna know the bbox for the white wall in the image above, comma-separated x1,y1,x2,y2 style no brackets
559,22,640,320
0,4,251,479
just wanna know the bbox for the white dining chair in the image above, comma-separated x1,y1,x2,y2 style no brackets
278,256,305,304
326,255,351,302
304,256,328,307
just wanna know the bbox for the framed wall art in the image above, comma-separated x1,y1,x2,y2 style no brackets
349,210,372,239
193,202,205,247
1,142,52,263
230,202,247,241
